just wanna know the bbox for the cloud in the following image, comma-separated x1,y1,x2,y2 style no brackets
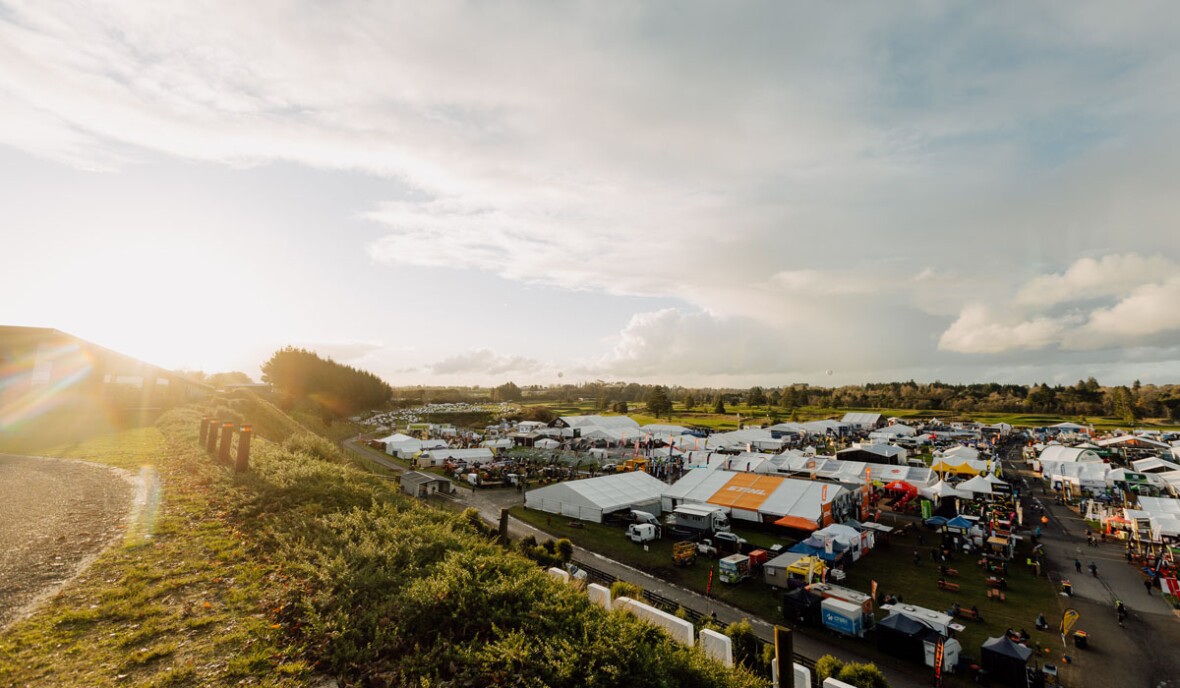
938,305,1072,354
1015,253,1175,306
5,4,1180,383
430,349,545,376
1066,275,1180,349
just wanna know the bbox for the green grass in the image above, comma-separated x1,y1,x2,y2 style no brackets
514,506,1064,677
0,423,308,687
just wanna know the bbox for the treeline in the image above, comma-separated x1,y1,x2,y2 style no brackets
391,378,1180,422
261,347,392,417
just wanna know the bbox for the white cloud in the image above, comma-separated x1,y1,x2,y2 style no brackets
430,349,545,376
1066,275,1180,349
1015,253,1175,306
938,305,1072,354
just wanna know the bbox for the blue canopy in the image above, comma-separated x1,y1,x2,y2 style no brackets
789,540,846,563
945,515,974,531
924,516,948,527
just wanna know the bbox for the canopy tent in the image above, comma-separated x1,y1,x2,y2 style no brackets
957,475,994,495
534,438,561,450
980,636,1033,687
920,480,963,500
983,473,1008,486
884,480,917,492
781,588,825,626
930,457,985,476
944,515,975,532
775,515,820,531
876,613,937,663
924,515,949,527
525,471,665,523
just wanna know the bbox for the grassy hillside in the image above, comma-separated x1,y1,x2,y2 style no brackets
0,406,760,688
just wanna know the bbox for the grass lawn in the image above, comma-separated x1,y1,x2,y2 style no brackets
514,506,1065,680
0,424,309,687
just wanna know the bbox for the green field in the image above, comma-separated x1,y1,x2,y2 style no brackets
513,506,1063,678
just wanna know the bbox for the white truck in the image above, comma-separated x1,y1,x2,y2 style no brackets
670,505,731,535
627,523,660,543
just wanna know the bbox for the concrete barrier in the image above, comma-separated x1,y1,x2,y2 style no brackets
613,597,694,646
698,628,733,667
587,583,611,610
547,567,570,584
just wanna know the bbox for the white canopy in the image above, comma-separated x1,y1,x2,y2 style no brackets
920,480,964,499
983,473,1007,485
534,438,561,449
956,475,993,495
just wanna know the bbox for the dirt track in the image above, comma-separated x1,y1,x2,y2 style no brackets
0,453,134,628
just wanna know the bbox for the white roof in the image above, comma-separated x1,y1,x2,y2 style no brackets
378,432,416,444
1050,422,1089,430
705,428,775,450
420,447,494,460
1133,457,1180,474
1097,434,1171,449
920,480,964,499
525,471,666,513
842,412,882,426
956,475,993,494
641,424,691,435
940,446,980,460
663,469,847,521
558,415,641,431
1038,445,1102,463
871,424,917,437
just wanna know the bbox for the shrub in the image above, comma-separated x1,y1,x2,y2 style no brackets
838,661,890,688
815,655,845,683
611,580,644,601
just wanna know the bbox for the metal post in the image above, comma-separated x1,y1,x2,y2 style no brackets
235,424,252,472
206,419,220,453
774,625,794,688
199,416,210,444
218,421,234,463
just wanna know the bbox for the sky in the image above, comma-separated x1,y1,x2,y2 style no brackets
2,2,1180,388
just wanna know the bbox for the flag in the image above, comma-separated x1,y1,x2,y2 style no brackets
870,579,878,605
706,567,714,596
824,537,834,555
1060,608,1080,635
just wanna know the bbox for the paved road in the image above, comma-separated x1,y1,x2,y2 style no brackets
0,453,133,629
344,439,932,688
1002,441,1180,688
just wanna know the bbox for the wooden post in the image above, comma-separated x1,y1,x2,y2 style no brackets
206,419,220,453
218,421,234,463
774,625,794,688
235,424,252,472
499,508,510,544
199,416,210,444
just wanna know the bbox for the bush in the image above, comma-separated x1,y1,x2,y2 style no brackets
724,619,766,673
838,661,890,688
611,580,644,601
815,655,845,683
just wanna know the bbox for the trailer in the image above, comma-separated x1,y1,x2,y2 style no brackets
719,554,752,584
670,505,731,534
821,598,866,638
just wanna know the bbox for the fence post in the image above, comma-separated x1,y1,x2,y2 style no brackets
206,419,220,453
199,416,210,444
235,424,252,472
218,421,235,463
774,625,794,688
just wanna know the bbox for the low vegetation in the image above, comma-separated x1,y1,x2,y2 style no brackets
0,405,762,687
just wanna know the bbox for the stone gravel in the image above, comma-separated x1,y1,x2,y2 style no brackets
0,453,134,628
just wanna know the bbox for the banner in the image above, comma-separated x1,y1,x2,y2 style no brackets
1060,608,1080,635
871,579,878,605
706,567,714,596
1164,577,1180,598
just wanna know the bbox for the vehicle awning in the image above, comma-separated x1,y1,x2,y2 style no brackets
775,515,819,531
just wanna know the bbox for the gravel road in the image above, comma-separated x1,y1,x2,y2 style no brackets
0,453,135,629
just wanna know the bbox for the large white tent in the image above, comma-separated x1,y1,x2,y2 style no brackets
956,475,993,496
525,471,666,523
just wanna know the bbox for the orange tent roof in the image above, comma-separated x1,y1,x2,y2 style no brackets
775,515,819,531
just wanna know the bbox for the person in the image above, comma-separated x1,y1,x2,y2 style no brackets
1089,561,1099,577
971,604,980,618
1075,558,1082,573
1145,579,1154,595
1116,600,1127,624
1019,628,1031,642
1036,613,1049,630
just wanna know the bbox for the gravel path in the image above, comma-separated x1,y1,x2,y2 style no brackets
0,453,135,629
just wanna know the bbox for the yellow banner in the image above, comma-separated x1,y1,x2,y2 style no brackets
1060,608,1080,635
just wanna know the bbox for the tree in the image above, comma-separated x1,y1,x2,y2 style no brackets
555,538,574,564
611,401,629,414
261,346,392,415
724,619,765,673
208,371,254,388
746,386,767,407
683,393,697,410
646,386,673,418
837,662,890,688
712,395,726,414
815,656,844,683
492,381,523,402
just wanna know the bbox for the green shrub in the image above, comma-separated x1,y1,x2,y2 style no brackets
611,580,644,601
815,655,845,682
837,661,890,688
